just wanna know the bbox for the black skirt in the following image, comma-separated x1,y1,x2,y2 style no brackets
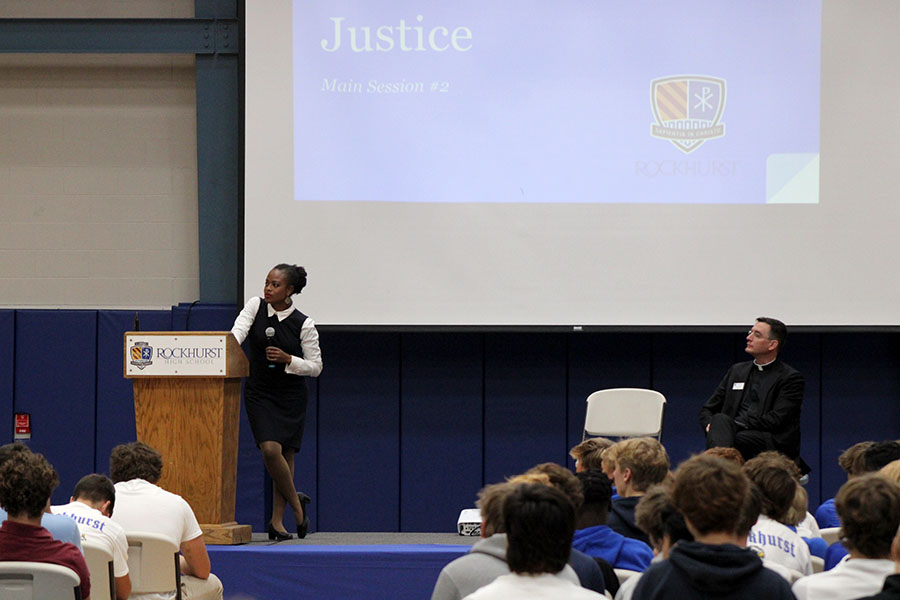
244,381,308,451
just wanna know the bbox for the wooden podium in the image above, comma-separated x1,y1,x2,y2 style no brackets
124,331,251,545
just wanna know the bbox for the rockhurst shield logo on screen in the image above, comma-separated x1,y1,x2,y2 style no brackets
651,75,726,153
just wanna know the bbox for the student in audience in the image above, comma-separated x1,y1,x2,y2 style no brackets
607,438,670,545
754,450,825,553
614,485,694,600
881,460,900,486
110,441,223,600
570,438,614,473
816,441,875,528
737,481,796,582
703,445,746,465
822,444,900,568
743,454,813,575
854,523,900,600
602,444,620,484
53,474,131,600
431,481,582,600
865,442,900,473
631,454,794,600
461,483,605,600
522,463,609,594
0,450,91,600
792,474,900,599
572,469,653,571
0,442,82,551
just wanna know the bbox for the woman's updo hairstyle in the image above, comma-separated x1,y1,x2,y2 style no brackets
273,263,307,295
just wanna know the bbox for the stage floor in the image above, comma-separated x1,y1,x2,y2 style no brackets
208,532,478,600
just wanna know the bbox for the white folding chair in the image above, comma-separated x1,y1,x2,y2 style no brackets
126,531,182,600
583,388,666,441
820,526,841,546
82,538,115,600
0,561,81,600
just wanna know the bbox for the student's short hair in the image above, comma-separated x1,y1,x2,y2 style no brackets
612,437,670,492
835,474,900,559
784,484,809,527
839,441,875,477
879,460,900,486
634,485,693,550
671,454,749,536
736,482,765,537
504,483,574,575
0,442,30,467
525,463,584,510
703,446,745,466
743,456,797,522
73,473,117,515
863,441,900,473
601,444,619,477
754,451,801,480
570,437,614,471
756,317,787,350
109,442,163,484
476,482,513,537
576,469,613,509
0,451,59,518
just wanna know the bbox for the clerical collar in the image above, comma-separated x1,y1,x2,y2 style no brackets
753,357,777,371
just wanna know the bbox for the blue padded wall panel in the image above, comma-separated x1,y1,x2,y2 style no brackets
781,332,822,507
483,333,567,483
96,310,172,473
171,302,239,331
0,311,14,446
651,332,736,467
400,332,484,532
819,332,900,502
316,331,401,531
15,310,97,504
237,380,266,531
566,332,652,469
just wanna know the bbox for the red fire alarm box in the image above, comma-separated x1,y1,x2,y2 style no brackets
14,412,31,440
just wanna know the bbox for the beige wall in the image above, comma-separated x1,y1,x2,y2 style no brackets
0,6,200,307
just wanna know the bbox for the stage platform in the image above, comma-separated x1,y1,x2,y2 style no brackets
208,532,477,600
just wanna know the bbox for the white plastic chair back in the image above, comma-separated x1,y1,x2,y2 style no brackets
126,531,181,599
0,561,81,600
82,538,115,600
583,388,666,441
811,555,825,573
613,568,641,585
820,526,841,546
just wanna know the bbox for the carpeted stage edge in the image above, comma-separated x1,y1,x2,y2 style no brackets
208,532,477,600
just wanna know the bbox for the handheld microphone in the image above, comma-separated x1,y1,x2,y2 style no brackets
265,327,276,368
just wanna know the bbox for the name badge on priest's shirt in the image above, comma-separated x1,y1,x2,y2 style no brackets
732,382,745,390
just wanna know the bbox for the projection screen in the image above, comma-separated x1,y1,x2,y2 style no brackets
245,0,900,326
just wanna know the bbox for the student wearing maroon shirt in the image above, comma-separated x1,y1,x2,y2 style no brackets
0,449,90,600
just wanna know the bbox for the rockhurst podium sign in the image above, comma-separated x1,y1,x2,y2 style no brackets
124,332,230,376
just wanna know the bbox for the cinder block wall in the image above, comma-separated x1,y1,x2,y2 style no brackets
0,1,199,308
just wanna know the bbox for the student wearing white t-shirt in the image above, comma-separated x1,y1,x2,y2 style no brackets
53,474,131,600
792,474,900,600
744,455,812,576
109,442,223,600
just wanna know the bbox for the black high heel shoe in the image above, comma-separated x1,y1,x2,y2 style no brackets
267,521,294,541
297,492,311,539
